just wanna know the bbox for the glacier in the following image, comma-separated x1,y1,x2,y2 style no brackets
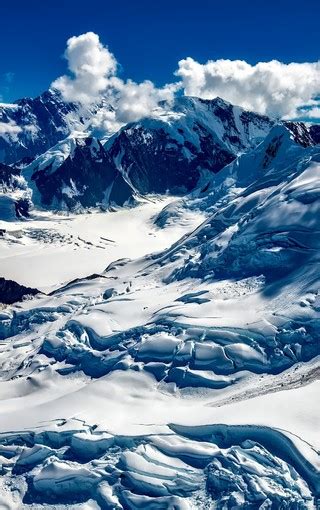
0,93,319,509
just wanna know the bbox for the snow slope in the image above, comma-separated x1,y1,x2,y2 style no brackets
0,196,204,292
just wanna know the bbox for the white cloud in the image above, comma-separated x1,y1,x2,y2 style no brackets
175,57,320,118
52,32,175,131
52,32,320,129
24,124,39,136
0,121,40,142
52,32,117,104
115,80,175,123
0,120,22,136
90,107,122,135
89,80,175,134
303,108,320,119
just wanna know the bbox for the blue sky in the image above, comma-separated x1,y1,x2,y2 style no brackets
1,0,320,102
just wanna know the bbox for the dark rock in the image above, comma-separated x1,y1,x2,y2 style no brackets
0,162,20,189
106,96,273,194
29,137,133,209
309,124,320,145
0,278,39,304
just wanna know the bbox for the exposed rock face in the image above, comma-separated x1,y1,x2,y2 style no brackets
0,162,21,189
106,96,274,194
283,121,319,147
309,123,320,145
0,277,39,304
26,136,133,210
0,89,85,164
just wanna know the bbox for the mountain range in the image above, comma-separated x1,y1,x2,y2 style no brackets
2,90,318,215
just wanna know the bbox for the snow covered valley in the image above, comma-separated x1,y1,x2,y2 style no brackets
0,197,204,292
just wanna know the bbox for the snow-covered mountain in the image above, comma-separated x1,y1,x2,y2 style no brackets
207,120,320,197
106,96,273,193
0,89,93,164
0,94,277,211
24,134,133,210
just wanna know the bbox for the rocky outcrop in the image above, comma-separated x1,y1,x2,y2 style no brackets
0,277,39,304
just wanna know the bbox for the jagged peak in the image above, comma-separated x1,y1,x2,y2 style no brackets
260,121,317,152
11,88,65,107
23,133,103,178
282,120,317,147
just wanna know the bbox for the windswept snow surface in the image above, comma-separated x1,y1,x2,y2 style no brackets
0,136,320,507
0,197,204,292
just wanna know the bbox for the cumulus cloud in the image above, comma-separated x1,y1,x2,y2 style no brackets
52,32,320,128
0,120,40,141
303,108,320,119
0,120,22,136
89,108,120,136
115,80,175,123
89,80,175,134
52,32,117,104
52,32,175,131
175,57,320,118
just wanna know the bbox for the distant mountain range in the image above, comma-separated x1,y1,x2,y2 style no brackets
1,90,320,214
